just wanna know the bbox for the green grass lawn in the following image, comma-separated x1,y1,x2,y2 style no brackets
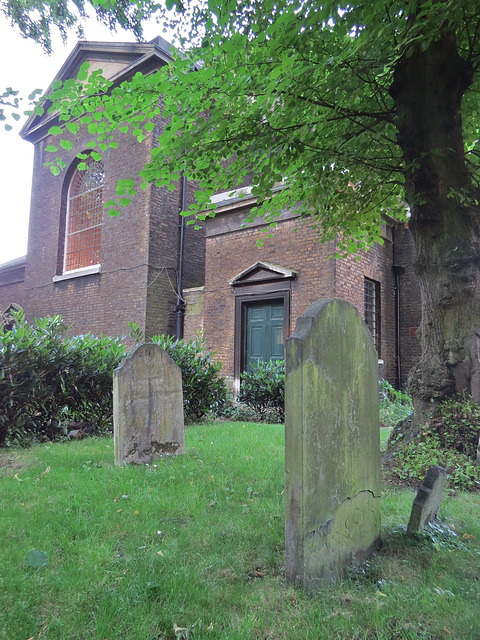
1,422,479,640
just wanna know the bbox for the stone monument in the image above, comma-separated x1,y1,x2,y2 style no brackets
285,299,382,589
113,343,185,465
407,465,447,533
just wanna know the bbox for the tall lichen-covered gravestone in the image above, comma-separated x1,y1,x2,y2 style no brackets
285,299,382,589
113,343,185,465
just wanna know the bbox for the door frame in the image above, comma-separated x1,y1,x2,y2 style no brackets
233,288,291,395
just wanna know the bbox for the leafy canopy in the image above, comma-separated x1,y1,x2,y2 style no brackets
1,0,159,53
39,1,480,252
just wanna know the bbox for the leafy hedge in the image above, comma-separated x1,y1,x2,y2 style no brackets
0,314,227,446
149,333,226,424
0,311,125,446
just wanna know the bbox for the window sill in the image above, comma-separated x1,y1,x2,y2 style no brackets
53,264,101,283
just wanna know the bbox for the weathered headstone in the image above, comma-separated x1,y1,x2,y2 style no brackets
285,299,382,589
113,343,185,465
407,465,447,533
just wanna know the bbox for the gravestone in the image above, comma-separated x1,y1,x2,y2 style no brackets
285,299,382,589
407,465,447,533
113,343,185,465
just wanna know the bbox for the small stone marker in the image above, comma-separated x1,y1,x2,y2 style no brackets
113,343,185,465
407,465,447,533
285,299,382,589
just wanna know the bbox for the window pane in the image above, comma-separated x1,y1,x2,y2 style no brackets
65,156,104,272
364,278,381,355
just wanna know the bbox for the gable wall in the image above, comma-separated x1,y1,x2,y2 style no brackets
22,125,153,338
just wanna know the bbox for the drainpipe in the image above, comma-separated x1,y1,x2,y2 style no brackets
392,224,405,388
175,174,187,340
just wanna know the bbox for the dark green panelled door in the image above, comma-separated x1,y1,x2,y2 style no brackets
245,300,284,370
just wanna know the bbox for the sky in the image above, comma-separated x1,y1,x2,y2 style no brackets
0,14,169,265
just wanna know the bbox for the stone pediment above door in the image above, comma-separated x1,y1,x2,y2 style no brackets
229,262,297,287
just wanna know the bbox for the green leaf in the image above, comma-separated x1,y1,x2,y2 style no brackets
66,122,80,135
59,140,73,151
119,197,131,207
50,166,61,176
48,126,63,136
26,549,48,568
45,145,58,152
77,61,90,81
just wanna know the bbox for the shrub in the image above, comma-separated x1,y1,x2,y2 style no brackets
148,332,227,424
386,393,480,491
0,311,125,446
238,359,285,422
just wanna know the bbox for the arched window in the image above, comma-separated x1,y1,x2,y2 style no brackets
64,155,104,273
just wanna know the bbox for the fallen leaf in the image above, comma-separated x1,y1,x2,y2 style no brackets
463,533,473,540
41,466,51,476
26,549,48,568
134,510,140,515
173,623,188,639
117,509,122,513
13,473,23,482
157,550,164,556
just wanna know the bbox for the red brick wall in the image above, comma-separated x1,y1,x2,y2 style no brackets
21,111,207,342
334,234,396,383
203,206,406,388
0,261,25,314
204,208,336,380
144,113,206,339
23,126,153,338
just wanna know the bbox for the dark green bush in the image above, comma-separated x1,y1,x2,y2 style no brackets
386,393,480,491
0,311,125,446
238,359,285,422
149,332,227,424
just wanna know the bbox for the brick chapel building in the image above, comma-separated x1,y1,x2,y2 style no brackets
0,37,422,392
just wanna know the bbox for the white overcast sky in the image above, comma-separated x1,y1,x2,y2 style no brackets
0,14,169,265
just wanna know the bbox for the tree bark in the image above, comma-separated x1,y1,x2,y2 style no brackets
389,33,480,426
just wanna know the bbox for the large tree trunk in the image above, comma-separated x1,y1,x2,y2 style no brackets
389,33,480,428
